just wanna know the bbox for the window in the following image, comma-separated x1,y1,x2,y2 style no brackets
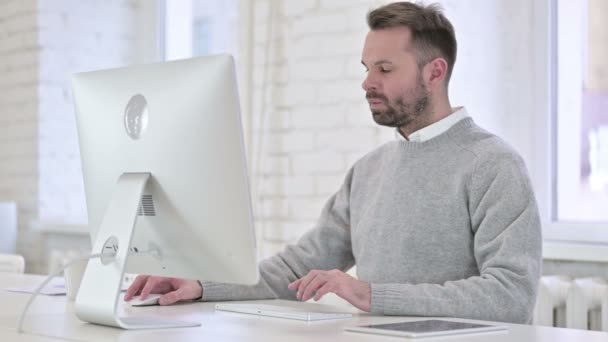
162,0,250,159
163,0,240,61
555,0,608,223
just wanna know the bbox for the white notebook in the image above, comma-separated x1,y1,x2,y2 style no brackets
215,303,352,321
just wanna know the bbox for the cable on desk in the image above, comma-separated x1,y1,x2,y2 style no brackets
17,252,113,334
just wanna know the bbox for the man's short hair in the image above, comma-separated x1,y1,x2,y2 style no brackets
367,2,457,85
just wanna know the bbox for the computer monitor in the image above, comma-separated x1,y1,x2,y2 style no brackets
71,54,259,329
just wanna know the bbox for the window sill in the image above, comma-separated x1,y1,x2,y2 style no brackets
33,222,89,236
543,240,608,263
542,221,608,262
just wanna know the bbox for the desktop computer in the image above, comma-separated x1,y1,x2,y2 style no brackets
71,54,259,329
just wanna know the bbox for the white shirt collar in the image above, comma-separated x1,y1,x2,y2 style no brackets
395,107,469,142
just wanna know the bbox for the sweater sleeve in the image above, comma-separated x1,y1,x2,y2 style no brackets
370,153,542,324
201,168,355,301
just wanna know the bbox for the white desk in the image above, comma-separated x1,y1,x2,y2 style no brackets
1,273,607,341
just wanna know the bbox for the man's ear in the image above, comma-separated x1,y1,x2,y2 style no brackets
424,57,448,89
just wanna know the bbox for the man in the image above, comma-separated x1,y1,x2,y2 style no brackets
125,2,541,324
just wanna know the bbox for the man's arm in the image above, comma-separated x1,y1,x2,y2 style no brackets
369,153,542,324
201,169,356,302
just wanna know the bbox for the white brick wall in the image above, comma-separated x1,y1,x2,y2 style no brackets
37,0,141,227
0,0,158,273
250,0,392,259
0,0,44,272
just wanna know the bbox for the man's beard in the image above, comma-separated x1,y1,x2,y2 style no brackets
367,79,430,128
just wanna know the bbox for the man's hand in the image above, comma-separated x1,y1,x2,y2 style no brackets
288,269,371,312
124,275,203,306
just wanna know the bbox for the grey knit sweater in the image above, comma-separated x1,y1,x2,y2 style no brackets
202,117,542,324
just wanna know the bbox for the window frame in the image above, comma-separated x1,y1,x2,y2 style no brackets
541,0,608,261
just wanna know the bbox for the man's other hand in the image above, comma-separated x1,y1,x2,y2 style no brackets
288,269,371,312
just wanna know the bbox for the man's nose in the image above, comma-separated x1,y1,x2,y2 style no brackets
361,74,377,92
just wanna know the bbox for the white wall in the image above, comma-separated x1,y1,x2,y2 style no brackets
37,1,142,225
249,0,545,258
0,0,160,273
250,0,381,257
0,0,43,272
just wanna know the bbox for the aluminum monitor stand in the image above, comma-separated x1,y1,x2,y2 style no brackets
74,173,200,329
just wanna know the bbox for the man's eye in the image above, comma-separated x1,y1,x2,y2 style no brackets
380,68,391,73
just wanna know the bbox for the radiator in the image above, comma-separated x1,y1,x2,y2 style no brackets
534,275,608,331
